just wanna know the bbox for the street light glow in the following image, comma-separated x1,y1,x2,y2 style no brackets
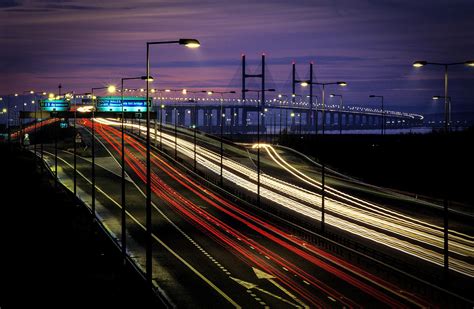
466,60,474,67
107,85,116,93
48,93,55,99
337,81,347,86
300,81,309,87
207,91,213,95
179,38,201,48
182,89,187,95
413,61,427,67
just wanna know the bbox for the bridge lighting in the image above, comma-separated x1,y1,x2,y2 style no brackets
107,85,116,93
179,38,201,48
412,61,427,67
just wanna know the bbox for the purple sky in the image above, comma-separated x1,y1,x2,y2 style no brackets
1,0,473,114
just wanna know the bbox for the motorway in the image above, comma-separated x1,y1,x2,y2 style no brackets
97,118,474,279
37,118,441,308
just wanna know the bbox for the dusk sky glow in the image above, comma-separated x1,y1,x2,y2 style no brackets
1,0,473,114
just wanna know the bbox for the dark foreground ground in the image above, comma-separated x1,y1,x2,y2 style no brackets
0,145,161,308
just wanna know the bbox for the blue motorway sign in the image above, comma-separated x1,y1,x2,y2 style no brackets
40,99,70,112
96,96,151,112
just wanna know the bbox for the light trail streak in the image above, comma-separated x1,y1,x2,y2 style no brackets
93,121,433,307
95,118,474,277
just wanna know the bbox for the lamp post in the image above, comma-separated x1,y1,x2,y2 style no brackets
413,60,473,133
330,94,343,134
120,76,152,263
243,88,275,208
184,90,208,172
90,85,116,218
145,38,200,284
208,90,236,186
162,88,187,160
68,91,91,197
277,94,289,137
301,80,347,233
433,96,452,128
413,60,474,273
369,95,384,135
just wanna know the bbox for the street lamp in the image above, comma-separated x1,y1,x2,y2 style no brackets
433,96,452,129
185,90,208,172
69,91,92,197
243,87,275,208
144,38,200,284
330,94,343,134
120,75,152,262
277,94,289,137
90,85,116,218
300,81,347,134
413,59,473,273
207,90,236,186
301,80,347,233
413,60,473,132
369,95,384,135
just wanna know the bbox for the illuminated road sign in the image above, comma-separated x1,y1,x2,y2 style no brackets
40,99,70,112
96,96,151,112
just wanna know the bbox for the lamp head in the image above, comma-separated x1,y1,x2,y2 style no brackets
267,89,275,92
182,89,187,95
369,95,376,98
413,61,427,68
179,38,200,48
278,94,282,98
300,81,309,87
330,94,335,98
107,85,116,93
141,75,154,82
207,91,213,95
165,89,171,92
337,81,347,86
432,96,441,100
229,91,236,94
465,60,474,67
